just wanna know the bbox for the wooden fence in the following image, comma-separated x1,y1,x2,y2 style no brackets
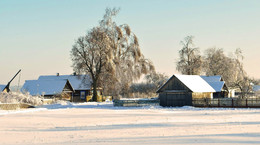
113,99,159,107
193,98,260,108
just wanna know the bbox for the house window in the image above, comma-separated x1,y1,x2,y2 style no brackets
80,91,86,100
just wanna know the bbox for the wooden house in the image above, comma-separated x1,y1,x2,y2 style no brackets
21,79,74,101
157,74,216,107
37,74,100,102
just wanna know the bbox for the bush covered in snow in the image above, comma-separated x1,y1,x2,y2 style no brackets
0,92,43,106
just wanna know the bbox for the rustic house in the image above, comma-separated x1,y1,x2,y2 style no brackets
21,79,74,100
200,76,229,98
37,74,100,102
157,74,216,107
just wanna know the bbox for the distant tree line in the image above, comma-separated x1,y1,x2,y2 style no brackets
176,36,257,98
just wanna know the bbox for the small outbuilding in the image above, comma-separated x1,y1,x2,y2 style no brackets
157,74,216,107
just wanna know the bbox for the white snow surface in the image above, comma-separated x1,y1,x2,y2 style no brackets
1,102,260,145
175,74,216,92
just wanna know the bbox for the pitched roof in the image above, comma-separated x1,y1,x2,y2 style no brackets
174,75,216,93
253,85,260,92
200,76,221,82
206,81,225,92
38,75,91,90
157,74,216,93
21,80,72,96
200,76,224,92
0,85,6,91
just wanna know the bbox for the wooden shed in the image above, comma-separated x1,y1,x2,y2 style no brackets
156,74,216,107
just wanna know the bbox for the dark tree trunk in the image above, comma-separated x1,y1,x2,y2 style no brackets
92,79,98,101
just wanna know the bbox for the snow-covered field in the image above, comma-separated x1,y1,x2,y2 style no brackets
1,102,260,145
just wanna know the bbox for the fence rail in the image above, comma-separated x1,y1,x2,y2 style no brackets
193,98,260,108
113,99,159,107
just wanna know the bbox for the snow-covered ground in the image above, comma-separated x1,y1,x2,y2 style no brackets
1,102,260,145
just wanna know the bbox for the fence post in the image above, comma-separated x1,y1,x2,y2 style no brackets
232,99,234,108
218,99,220,107
246,99,248,108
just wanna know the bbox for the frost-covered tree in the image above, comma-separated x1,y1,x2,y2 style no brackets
129,72,168,98
98,8,154,97
203,47,234,85
176,36,202,75
203,48,252,98
145,72,168,89
232,48,252,98
71,8,154,99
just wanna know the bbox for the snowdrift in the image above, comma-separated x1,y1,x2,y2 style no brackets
0,92,43,106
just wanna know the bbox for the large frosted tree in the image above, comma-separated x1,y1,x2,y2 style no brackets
176,36,202,75
71,8,154,100
203,47,234,84
101,8,154,97
203,47,252,98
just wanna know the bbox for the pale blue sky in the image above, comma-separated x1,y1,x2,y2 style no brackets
0,0,260,85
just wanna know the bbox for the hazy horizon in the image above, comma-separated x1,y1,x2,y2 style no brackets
1,0,260,86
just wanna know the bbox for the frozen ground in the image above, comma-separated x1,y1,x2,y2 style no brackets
1,102,260,145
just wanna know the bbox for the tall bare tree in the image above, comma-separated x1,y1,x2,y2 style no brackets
176,36,202,75
71,27,110,101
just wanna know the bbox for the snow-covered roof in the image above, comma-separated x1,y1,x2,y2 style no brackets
21,80,71,96
200,76,221,82
206,82,224,92
174,75,215,93
0,85,6,91
253,85,260,92
200,76,224,92
38,75,91,90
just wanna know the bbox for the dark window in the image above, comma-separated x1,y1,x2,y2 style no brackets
80,91,86,100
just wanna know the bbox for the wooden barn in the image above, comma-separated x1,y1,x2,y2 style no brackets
157,74,216,107
21,79,74,101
